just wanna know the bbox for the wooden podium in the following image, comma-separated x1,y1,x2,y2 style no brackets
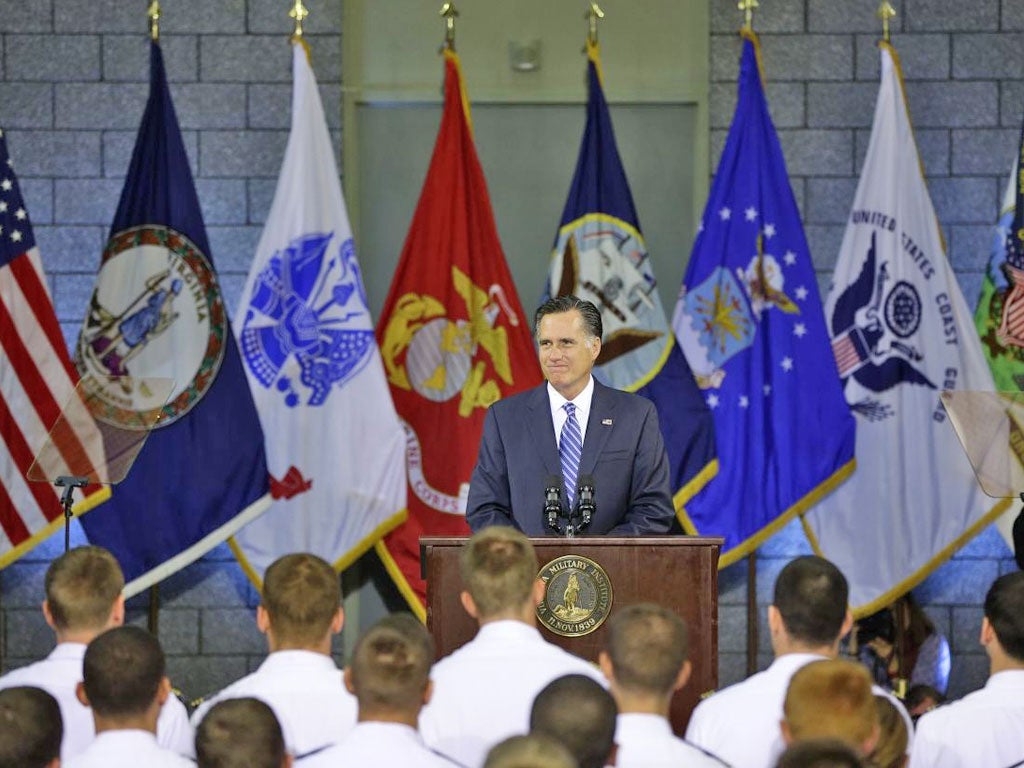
421,536,722,735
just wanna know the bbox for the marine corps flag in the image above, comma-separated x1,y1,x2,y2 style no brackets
229,41,406,583
545,39,716,519
74,41,270,594
802,42,1009,613
673,31,855,566
375,50,542,614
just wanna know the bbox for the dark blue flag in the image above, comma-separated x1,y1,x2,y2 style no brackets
74,42,269,593
672,32,855,565
544,40,717,516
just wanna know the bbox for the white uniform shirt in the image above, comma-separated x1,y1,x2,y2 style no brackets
297,722,462,768
0,643,193,761
419,620,607,768
189,649,357,758
908,669,1024,768
63,729,194,768
616,713,727,767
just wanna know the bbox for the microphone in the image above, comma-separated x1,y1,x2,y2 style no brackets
544,475,562,533
576,474,595,530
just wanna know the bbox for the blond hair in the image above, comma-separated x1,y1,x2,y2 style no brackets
459,527,538,619
783,660,878,752
44,546,124,632
261,553,340,646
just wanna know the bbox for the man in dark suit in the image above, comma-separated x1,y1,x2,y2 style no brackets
467,295,674,535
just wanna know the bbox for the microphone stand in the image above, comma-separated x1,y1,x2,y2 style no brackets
54,475,89,553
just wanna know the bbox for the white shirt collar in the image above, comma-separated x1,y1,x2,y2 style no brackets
548,376,595,444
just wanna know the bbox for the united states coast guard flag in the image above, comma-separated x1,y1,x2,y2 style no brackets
230,41,406,583
673,31,855,566
545,39,716,516
802,42,1009,613
74,41,270,595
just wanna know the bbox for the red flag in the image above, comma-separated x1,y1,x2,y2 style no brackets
374,51,542,615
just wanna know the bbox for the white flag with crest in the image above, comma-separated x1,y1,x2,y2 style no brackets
230,41,406,582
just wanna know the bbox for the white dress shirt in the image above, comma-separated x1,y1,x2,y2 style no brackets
548,377,595,446
297,721,462,768
63,729,194,768
908,669,1024,768
0,642,193,761
419,620,607,768
616,713,727,767
189,649,357,759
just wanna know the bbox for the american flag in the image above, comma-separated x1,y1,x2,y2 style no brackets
0,127,102,567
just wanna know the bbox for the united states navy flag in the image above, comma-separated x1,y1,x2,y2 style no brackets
545,39,717,516
74,42,270,595
672,31,855,565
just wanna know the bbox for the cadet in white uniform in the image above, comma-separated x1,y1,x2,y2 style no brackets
190,553,356,759
418,527,605,768
0,685,63,768
194,697,289,768
65,626,192,768
909,571,1024,768
598,604,726,768
529,674,617,768
0,546,191,760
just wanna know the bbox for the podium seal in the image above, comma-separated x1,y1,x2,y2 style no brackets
536,555,613,637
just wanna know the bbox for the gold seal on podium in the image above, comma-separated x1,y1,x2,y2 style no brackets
536,555,613,637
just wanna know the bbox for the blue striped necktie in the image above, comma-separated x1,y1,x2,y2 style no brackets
559,402,582,509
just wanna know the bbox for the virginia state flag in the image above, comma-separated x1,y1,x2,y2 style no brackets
674,31,855,566
802,42,1009,612
74,41,270,595
545,40,716,516
229,41,406,583
375,50,542,615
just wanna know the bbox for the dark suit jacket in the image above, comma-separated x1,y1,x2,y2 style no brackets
466,379,675,535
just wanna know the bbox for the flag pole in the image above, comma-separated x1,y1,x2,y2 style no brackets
289,0,309,40
439,2,458,52
584,2,605,47
147,0,160,41
877,1,896,43
738,0,759,32
146,0,161,636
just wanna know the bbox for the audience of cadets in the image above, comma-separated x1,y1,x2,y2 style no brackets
780,660,879,757
686,555,911,768
418,527,606,768
529,675,617,768
908,571,1024,768
0,546,191,760
598,603,726,767
195,698,290,768
0,686,62,768
870,696,909,768
66,626,193,768
483,734,578,768
775,739,866,768
189,553,357,761
298,614,461,768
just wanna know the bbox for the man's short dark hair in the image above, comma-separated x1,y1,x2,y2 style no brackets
484,733,577,768
530,674,616,768
262,553,341,646
774,556,849,647
776,739,866,768
195,698,285,768
82,626,165,718
606,603,688,695
534,295,603,341
350,613,434,713
0,686,62,768
984,571,1024,662
44,545,124,633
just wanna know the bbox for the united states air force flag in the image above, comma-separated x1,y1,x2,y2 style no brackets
230,41,406,582
545,39,717,515
74,41,270,595
802,42,1009,613
673,31,855,566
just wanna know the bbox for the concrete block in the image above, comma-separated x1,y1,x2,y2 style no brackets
806,177,858,224
6,130,101,177
1001,80,1024,127
0,0,53,32
929,176,999,225
791,177,807,222
199,130,288,178
949,224,999,272
248,0,344,35
755,556,788,604
247,82,343,131
200,36,295,83
0,84,53,129
777,129,854,176
759,35,855,82
0,562,46,608
855,34,950,81
710,34,744,83
710,130,728,174
52,272,96,322
54,0,146,33
717,652,747,688
718,559,748,605
915,557,1000,604
19,178,53,224
904,82,999,128
922,604,951,642
951,128,1018,175
953,34,1024,79
218,272,250,318
103,130,198,179
55,83,148,130
1005,0,1024,30
759,518,814,558
806,224,846,270
5,35,99,81
247,178,277,225
946,652,988,699
207,225,262,273
200,608,264,655
4,609,51,658
807,82,878,128
718,604,749,653
954,523,1013,558
809,0,888,32
950,606,984,652
200,542,237,564
55,178,123,225
33,226,105,272
102,35,198,82
1000,556,1020,574
956,271,984,311
155,561,254,609
194,180,248,226
127,608,199,655
904,0,999,31
856,128,950,176
165,655,248,704
169,84,247,131
156,0,245,34
710,81,805,130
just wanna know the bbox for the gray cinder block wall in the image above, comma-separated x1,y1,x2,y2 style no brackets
0,0,1019,702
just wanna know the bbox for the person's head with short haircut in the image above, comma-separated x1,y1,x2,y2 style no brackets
43,545,124,637
530,675,616,768
982,571,1024,665
0,686,62,768
346,613,434,717
533,296,603,343
79,625,168,720
868,696,908,768
601,603,689,698
484,734,578,768
775,739,866,768
195,698,289,768
904,683,943,720
772,556,850,650
459,527,539,621
259,553,342,649
782,660,878,756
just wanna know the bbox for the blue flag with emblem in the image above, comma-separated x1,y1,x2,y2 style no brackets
672,31,855,566
544,39,717,519
74,41,270,594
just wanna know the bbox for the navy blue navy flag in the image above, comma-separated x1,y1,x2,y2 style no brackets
74,42,270,594
672,31,855,565
544,39,717,516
